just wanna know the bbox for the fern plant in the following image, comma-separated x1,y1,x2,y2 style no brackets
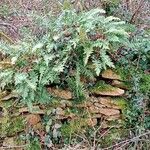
0,6,130,105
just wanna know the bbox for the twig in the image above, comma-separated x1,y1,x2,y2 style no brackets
102,131,150,150
126,0,130,11
74,133,91,147
0,32,14,43
129,0,144,23
0,22,18,33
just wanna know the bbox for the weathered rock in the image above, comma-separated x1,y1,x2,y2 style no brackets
100,108,120,116
94,102,105,108
102,69,121,80
91,87,124,96
1,92,18,101
87,118,97,127
32,122,44,131
112,80,128,89
89,106,99,113
60,100,72,107
112,80,122,86
86,101,93,107
90,81,125,96
55,107,65,116
89,106,120,116
0,91,8,99
0,60,13,69
76,101,93,108
105,115,121,121
47,87,72,100
19,107,30,113
92,113,102,118
98,97,121,109
89,96,99,103
26,114,41,126
19,106,45,114
80,76,96,84
55,108,77,119
3,137,15,147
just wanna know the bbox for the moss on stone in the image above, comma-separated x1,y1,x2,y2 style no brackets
90,81,116,92
113,97,128,110
0,116,25,137
116,66,131,81
51,98,62,107
61,118,88,138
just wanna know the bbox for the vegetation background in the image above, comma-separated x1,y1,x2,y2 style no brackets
0,0,150,149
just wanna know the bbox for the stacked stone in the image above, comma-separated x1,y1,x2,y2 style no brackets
44,69,127,128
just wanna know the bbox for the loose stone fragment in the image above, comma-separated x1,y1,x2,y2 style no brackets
26,114,41,126
102,69,121,80
1,91,18,101
112,80,128,89
48,87,72,100
55,107,65,116
92,114,102,118
19,106,45,114
91,87,124,96
87,118,97,127
105,115,121,121
98,97,121,109
100,108,120,116
94,102,105,108
90,81,125,96
3,137,15,147
89,106,120,116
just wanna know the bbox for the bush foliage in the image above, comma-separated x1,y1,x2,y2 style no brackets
0,8,130,105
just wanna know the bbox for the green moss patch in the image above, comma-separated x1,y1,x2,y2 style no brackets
90,81,117,92
140,74,150,94
61,118,88,139
113,97,128,110
0,116,25,137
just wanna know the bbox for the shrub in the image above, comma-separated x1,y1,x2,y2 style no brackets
0,7,130,105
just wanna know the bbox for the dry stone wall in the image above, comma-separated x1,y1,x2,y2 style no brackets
44,69,128,128
0,69,128,140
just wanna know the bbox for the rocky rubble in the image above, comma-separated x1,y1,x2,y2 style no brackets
0,69,128,148
46,69,127,128
0,70,127,131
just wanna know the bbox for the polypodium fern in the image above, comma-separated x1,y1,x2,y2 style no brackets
0,6,131,104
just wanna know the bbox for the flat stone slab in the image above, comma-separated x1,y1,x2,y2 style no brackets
90,81,125,96
47,87,72,100
19,106,45,114
91,87,125,96
97,97,122,109
89,107,120,116
102,69,121,80
112,80,129,89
